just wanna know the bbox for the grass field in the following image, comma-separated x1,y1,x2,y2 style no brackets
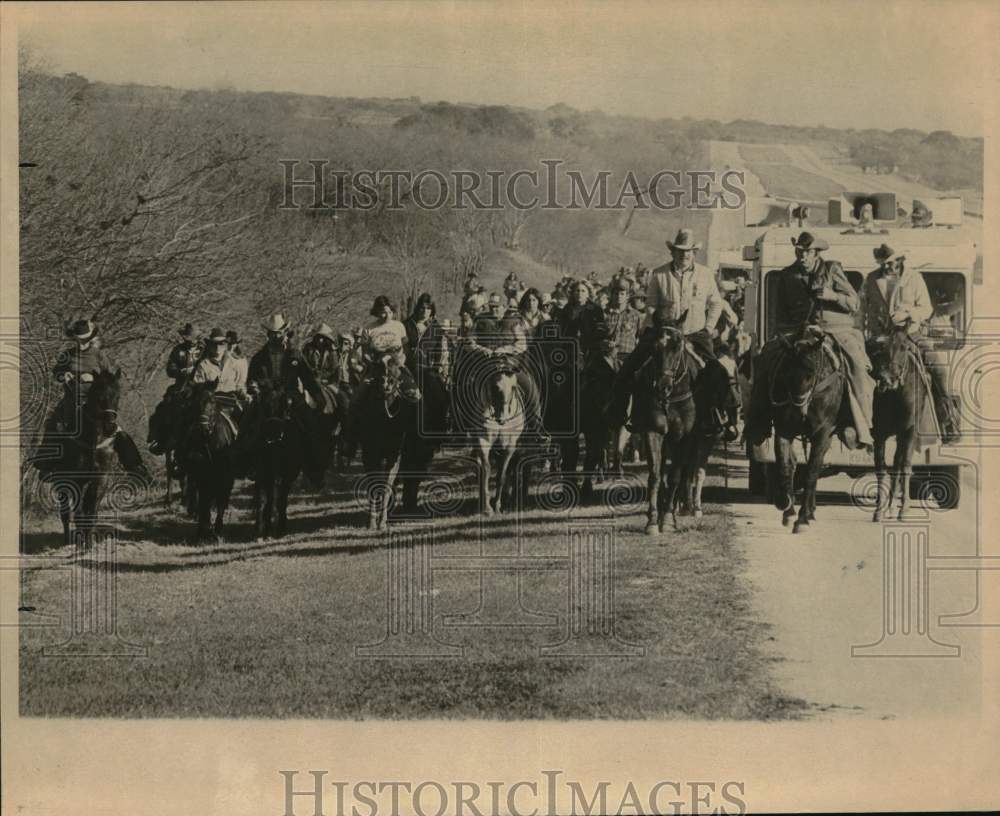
18,451,806,720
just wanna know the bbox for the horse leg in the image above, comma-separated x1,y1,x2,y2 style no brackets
692,455,707,520
58,486,73,550
165,450,173,506
277,477,291,537
897,429,915,520
794,432,831,533
196,477,212,541
644,433,662,536
873,437,888,522
478,441,493,516
774,436,797,527
494,446,514,514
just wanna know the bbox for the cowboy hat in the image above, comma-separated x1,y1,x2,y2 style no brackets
873,243,904,264
790,231,829,252
313,322,336,342
178,322,196,338
206,327,228,344
67,319,97,342
262,313,291,333
666,228,702,251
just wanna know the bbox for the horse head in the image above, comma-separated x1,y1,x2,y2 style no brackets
257,380,292,444
374,353,403,406
871,324,913,393
650,314,688,402
487,354,520,424
775,325,832,417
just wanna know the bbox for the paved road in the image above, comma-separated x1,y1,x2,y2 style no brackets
706,140,990,718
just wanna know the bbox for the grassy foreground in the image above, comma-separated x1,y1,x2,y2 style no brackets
18,452,806,719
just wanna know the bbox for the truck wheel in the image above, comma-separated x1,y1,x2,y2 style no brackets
911,467,961,510
748,461,767,497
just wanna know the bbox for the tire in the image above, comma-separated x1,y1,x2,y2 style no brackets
748,460,768,497
911,467,961,510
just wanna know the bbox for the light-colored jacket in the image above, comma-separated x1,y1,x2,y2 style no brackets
192,351,247,393
643,261,723,334
861,264,933,338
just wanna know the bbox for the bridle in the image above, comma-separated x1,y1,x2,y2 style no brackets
770,327,840,416
652,327,692,406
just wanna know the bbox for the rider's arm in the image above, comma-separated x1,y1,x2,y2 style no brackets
903,271,934,327
190,360,210,384
703,274,724,335
824,262,860,314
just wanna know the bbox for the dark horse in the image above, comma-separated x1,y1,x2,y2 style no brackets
185,382,238,541
869,324,936,521
43,370,148,548
768,325,845,533
357,353,416,530
623,317,699,534
249,381,309,539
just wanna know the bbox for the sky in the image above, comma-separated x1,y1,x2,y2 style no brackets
12,0,997,136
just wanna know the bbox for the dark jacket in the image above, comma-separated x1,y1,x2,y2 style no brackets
248,343,323,403
558,301,605,356
166,341,198,381
775,258,858,332
301,338,339,385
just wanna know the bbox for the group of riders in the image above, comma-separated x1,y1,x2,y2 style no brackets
34,225,960,499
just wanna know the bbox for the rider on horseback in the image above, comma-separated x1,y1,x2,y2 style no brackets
744,231,875,450
607,229,737,439
341,297,421,456
237,314,330,480
148,322,199,455
861,243,960,443
35,319,146,479
192,327,248,418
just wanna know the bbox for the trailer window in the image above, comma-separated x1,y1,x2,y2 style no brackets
922,272,966,346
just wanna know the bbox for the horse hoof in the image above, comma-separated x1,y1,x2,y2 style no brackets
644,524,658,536
782,514,792,527
792,520,809,534
693,509,703,519
872,510,883,522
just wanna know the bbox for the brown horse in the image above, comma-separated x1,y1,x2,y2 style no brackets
621,317,698,534
41,370,149,548
768,325,845,533
869,324,935,521
185,382,238,541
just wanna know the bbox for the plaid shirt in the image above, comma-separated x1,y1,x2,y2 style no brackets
604,306,642,356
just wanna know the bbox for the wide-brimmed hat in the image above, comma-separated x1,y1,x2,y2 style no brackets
225,330,240,345
873,243,903,264
206,327,228,344
68,319,97,342
179,322,196,339
313,322,336,342
262,313,291,334
666,228,701,251
791,231,829,252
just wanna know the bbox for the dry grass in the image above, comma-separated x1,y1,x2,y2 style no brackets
19,450,806,720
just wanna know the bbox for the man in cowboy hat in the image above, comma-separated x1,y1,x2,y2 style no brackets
606,229,736,438
149,322,200,455
862,244,959,442
192,328,247,397
643,228,722,359
37,319,145,478
302,323,340,387
335,331,363,389
745,231,875,449
238,314,329,480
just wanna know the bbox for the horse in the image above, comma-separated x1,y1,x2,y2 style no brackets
767,324,845,533
869,324,936,521
148,384,198,512
356,353,416,530
681,350,740,518
42,369,147,549
247,381,308,539
184,381,239,541
621,317,699,534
